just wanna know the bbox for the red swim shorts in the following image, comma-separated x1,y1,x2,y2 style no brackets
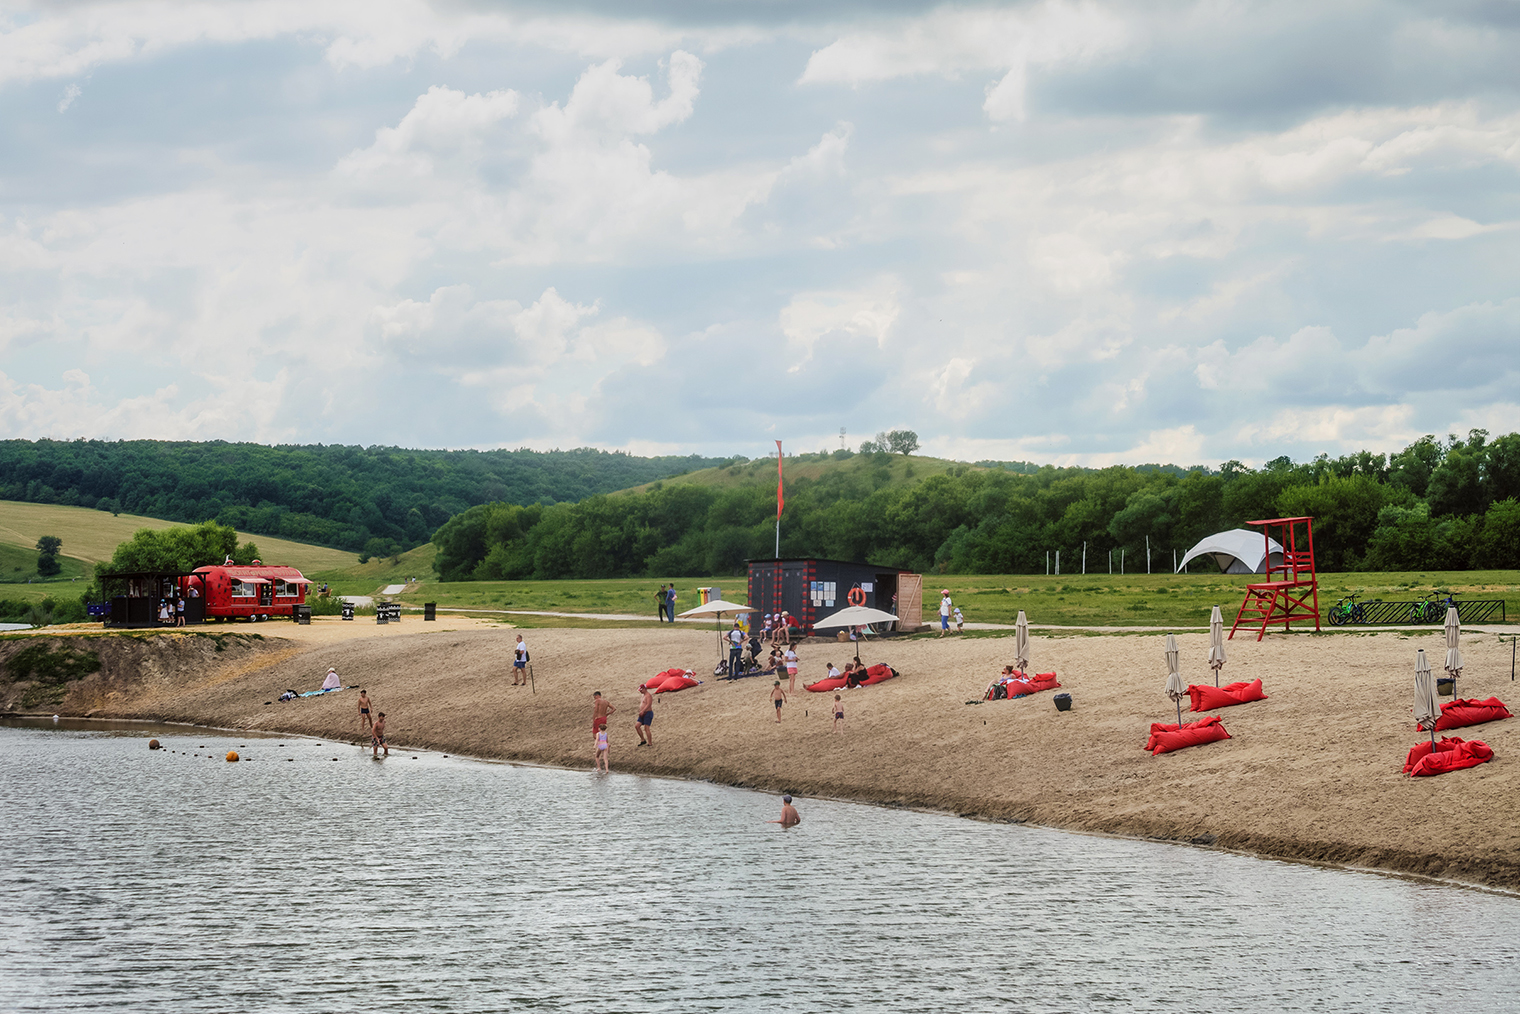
592,717,608,732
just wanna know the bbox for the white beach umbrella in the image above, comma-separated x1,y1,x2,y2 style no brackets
1207,606,1227,688
1164,633,1187,726
1443,605,1463,691
1014,611,1030,672
677,599,755,665
813,604,900,662
1414,648,1439,748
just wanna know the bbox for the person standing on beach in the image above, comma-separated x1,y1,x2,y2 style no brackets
784,647,799,693
592,691,615,736
512,634,529,685
667,585,678,621
656,584,668,622
766,794,800,828
372,712,389,757
770,681,787,723
728,621,745,677
938,589,952,637
594,727,610,773
357,689,373,733
635,683,654,747
832,694,844,733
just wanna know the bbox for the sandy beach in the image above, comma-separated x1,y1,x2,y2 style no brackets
11,617,1520,891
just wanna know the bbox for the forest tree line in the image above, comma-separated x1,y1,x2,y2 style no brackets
0,439,725,556
430,430,1520,580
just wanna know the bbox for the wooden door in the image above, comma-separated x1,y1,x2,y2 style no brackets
896,573,923,630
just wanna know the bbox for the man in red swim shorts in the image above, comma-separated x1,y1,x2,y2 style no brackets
591,691,615,737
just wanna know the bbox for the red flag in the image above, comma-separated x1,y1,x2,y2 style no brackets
776,440,784,518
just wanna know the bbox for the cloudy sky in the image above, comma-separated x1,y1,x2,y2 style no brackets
1,1,1517,466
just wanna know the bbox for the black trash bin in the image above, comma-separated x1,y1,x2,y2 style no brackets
377,604,389,625
424,602,436,621
341,602,354,621
294,604,311,625
1053,693,1073,712
387,603,402,623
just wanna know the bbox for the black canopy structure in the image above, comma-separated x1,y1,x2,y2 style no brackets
95,570,208,627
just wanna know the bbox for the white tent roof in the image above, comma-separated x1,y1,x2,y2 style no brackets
1177,529,1284,575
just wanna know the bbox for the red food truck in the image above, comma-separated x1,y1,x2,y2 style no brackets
182,562,311,622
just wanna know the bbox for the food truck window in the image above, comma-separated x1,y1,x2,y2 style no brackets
231,580,255,598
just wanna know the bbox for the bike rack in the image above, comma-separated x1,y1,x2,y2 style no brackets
1334,599,1506,625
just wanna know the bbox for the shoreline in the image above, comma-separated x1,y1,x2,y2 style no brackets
8,620,1520,892
11,712,1519,899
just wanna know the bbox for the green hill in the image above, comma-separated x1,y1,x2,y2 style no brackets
620,450,970,495
0,439,726,555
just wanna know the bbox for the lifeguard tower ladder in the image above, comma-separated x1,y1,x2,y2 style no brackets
1228,516,1320,641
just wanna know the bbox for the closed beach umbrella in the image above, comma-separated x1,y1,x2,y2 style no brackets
1164,633,1186,726
1414,649,1439,747
1207,606,1226,688
1444,606,1463,691
1014,611,1030,672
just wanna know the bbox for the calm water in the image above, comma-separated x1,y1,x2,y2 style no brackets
2,720,1518,1012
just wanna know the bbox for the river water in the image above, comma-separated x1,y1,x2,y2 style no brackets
2,719,1518,1012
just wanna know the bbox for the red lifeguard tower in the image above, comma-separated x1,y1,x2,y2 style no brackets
1228,516,1320,641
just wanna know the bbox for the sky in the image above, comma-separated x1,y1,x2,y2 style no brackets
1,0,1517,467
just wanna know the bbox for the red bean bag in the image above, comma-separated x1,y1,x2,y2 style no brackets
805,677,848,692
654,674,699,694
1005,673,1061,697
1403,736,1494,777
647,668,686,687
1428,697,1512,732
1145,715,1231,755
1188,679,1268,712
860,664,897,685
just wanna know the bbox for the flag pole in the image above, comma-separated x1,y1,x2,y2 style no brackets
775,440,784,558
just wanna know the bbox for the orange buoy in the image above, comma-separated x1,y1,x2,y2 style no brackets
225,751,239,762
847,586,866,607
148,739,161,750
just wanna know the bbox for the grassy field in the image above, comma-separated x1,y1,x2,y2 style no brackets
0,540,91,585
374,570,1520,630
0,500,358,572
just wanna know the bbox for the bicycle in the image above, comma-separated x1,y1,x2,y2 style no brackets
1328,594,1365,626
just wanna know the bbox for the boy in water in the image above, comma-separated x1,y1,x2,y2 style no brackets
832,694,844,733
371,712,388,757
357,689,373,733
767,794,800,828
770,681,788,723
635,683,654,747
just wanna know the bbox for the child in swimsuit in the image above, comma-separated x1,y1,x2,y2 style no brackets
594,729,609,773
832,694,844,734
770,681,788,724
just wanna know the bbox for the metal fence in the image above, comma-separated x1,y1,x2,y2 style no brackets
1327,598,1506,626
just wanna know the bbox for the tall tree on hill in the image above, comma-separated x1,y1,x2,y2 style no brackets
35,535,62,577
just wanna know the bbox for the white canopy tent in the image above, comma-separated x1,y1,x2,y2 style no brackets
1176,529,1284,575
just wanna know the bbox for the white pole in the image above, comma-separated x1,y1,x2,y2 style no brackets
1056,550,1060,575
1109,549,1113,574
1121,549,1125,574
1045,550,1049,575
1173,547,1177,573
1083,541,1087,575
1146,536,1151,574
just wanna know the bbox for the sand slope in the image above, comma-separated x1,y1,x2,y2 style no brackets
36,622,1520,891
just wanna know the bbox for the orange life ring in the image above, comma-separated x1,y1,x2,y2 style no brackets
847,587,867,607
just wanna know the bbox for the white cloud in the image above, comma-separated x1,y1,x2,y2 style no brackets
778,283,899,372
337,86,520,178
